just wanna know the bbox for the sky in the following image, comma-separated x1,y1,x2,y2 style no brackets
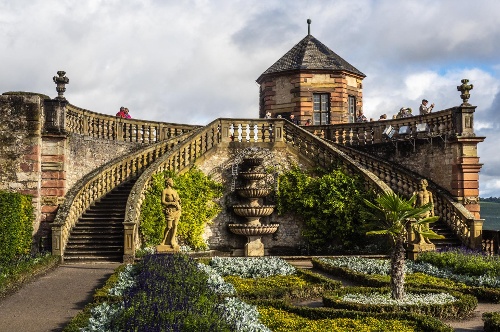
1,0,499,197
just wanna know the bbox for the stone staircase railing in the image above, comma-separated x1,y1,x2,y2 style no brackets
65,103,200,143
122,118,393,262
333,144,480,249
281,121,392,195
123,120,223,261
50,132,192,259
303,108,457,145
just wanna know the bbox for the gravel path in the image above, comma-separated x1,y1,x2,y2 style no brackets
0,263,119,332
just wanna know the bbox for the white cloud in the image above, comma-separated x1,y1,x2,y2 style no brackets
1,0,500,196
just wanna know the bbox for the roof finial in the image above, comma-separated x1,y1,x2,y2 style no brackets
307,18,311,35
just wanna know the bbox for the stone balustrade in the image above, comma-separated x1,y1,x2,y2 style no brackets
218,118,283,142
65,103,199,143
122,119,392,261
123,121,222,262
336,144,479,249
51,133,191,259
303,108,457,145
52,116,482,262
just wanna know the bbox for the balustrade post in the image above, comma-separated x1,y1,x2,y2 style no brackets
274,121,283,142
468,218,484,249
123,222,136,263
51,224,63,259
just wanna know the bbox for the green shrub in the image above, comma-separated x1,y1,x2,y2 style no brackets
418,248,500,277
225,269,341,301
0,191,34,263
483,311,500,332
276,166,376,253
254,300,454,332
139,167,223,250
322,286,477,319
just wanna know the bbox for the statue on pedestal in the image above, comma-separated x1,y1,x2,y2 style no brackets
158,178,181,252
414,179,434,245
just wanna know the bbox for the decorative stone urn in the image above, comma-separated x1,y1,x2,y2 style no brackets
229,157,279,256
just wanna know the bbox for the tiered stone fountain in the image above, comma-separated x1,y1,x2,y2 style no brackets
228,157,279,256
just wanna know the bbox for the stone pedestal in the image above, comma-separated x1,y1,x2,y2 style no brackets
407,242,435,260
245,236,264,257
156,244,180,254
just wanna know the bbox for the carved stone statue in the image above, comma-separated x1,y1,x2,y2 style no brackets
159,178,181,250
414,179,434,244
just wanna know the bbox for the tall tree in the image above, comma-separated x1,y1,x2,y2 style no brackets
364,192,442,300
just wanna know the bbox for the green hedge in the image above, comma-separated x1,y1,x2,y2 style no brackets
323,286,477,319
312,257,500,303
225,268,342,301
253,300,454,332
483,312,500,332
0,191,34,263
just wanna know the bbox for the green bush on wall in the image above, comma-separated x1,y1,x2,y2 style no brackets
140,167,223,251
0,191,34,263
277,166,376,253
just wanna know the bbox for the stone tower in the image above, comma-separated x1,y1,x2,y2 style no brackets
256,21,365,125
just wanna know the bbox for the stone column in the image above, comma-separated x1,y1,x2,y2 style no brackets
450,104,485,219
123,221,136,264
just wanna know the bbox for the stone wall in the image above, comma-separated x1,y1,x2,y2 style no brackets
356,138,453,195
66,133,143,190
195,144,309,255
0,94,43,235
259,71,363,125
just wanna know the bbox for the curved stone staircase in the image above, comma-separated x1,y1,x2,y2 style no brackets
63,179,136,263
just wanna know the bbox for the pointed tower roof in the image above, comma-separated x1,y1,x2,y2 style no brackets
257,34,365,83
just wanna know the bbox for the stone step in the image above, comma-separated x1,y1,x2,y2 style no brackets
64,177,137,262
63,255,123,263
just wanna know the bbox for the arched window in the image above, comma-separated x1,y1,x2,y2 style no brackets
313,93,330,125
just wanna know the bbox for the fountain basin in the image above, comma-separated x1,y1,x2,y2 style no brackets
243,157,263,166
228,223,279,235
238,172,266,181
236,188,272,198
233,205,274,217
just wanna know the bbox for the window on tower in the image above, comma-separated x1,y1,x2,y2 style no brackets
313,93,330,125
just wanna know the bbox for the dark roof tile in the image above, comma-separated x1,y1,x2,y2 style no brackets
258,35,365,80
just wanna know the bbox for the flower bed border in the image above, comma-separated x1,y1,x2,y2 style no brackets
252,299,454,332
312,257,500,303
322,286,477,319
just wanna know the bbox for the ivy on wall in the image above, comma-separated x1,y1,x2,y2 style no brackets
0,191,34,263
140,167,223,251
276,166,375,253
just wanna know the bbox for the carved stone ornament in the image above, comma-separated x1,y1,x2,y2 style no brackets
457,78,473,105
463,196,479,205
53,71,69,100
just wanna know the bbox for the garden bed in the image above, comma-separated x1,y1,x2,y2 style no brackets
313,256,500,302
322,286,477,319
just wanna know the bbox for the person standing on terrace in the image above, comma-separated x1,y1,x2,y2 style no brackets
419,99,435,115
356,110,368,122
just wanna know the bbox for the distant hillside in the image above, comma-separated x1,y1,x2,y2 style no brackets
481,197,500,203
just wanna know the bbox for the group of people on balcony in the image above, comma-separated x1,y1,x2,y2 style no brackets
356,98,435,123
116,106,132,119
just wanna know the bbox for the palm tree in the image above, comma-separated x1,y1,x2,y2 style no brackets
364,191,442,300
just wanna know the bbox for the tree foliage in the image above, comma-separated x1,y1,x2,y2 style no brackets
364,191,442,300
276,166,375,252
